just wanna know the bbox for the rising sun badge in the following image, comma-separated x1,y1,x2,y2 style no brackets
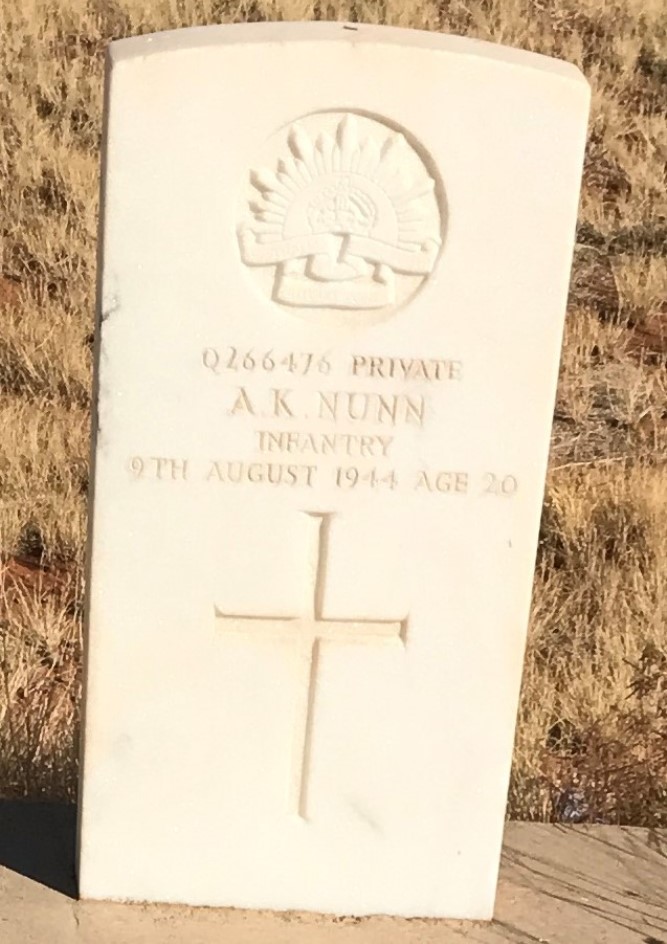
238,112,443,321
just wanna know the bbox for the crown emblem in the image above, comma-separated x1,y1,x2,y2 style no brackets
238,114,442,313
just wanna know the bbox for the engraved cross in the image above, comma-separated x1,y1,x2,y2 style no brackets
215,512,406,819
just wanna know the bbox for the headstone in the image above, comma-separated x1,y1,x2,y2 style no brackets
78,22,589,919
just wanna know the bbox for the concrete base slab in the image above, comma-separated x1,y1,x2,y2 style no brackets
1,804,666,943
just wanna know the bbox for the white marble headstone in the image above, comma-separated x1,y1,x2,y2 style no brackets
78,23,589,919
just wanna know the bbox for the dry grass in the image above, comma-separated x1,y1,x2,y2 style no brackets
0,0,665,821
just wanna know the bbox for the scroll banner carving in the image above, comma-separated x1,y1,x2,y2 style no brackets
239,230,440,308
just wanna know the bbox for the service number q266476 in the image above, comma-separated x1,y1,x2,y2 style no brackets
202,347,332,377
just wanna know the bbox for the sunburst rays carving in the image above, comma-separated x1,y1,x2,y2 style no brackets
239,113,442,314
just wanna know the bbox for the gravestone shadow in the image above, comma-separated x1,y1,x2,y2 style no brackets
0,801,77,897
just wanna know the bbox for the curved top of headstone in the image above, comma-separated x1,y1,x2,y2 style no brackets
108,21,587,84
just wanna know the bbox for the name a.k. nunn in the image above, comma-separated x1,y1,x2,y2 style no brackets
228,388,426,427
